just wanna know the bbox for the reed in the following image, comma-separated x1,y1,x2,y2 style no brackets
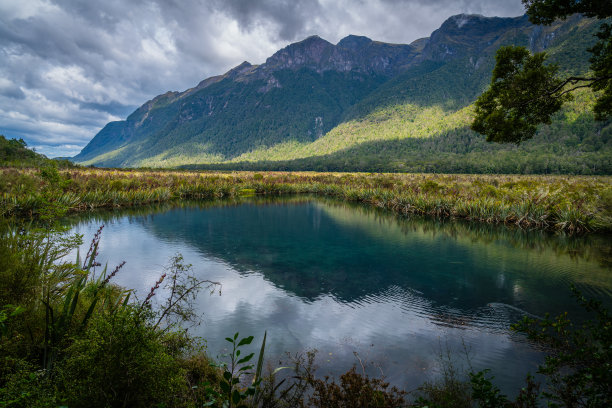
1,168,610,233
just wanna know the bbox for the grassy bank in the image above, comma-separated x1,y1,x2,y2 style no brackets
1,167,611,233
1,165,611,406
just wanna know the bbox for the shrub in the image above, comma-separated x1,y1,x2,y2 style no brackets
511,286,612,407
307,367,407,408
57,306,191,407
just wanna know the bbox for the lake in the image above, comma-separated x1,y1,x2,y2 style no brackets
63,196,612,395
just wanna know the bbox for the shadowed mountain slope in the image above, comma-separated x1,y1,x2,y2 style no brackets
74,14,611,173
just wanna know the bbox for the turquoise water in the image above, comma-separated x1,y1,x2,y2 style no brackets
65,197,612,394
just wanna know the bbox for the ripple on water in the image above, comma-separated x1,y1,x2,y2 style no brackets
62,198,612,396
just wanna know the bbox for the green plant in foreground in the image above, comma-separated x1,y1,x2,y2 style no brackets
512,286,612,407
0,224,225,407
468,369,509,408
205,332,269,408
41,225,129,371
0,305,24,340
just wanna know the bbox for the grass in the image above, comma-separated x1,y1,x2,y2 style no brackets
1,167,610,233
0,165,610,406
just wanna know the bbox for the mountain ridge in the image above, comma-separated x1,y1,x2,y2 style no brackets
74,13,611,173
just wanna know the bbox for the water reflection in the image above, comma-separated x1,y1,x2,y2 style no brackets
64,197,612,395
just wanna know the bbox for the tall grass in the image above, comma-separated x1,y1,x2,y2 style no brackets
0,220,225,406
1,168,610,233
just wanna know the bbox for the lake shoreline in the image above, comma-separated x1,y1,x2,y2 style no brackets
2,168,611,234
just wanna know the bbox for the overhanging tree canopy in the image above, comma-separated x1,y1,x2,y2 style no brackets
471,0,612,143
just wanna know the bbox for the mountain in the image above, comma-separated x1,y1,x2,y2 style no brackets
74,14,612,173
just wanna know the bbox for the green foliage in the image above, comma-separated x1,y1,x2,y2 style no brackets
468,370,509,408
205,332,268,408
0,223,221,407
590,22,612,119
472,0,612,143
57,306,190,408
0,135,75,169
0,136,41,168
0,306,24,340
522,0,612,24
472,46,571,143
511,286,612,407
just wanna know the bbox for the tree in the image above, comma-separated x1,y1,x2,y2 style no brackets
471,0,612,143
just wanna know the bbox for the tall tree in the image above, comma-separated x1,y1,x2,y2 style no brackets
471,0,612,143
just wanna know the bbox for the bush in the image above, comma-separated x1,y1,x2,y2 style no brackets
307,367,407,408
511,286,612,407
57,307,191,407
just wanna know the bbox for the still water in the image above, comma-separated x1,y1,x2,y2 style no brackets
64,197,612,394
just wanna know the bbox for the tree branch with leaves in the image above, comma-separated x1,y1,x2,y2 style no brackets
472,1,611,143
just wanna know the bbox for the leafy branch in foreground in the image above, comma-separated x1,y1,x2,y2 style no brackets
471,46,572,144
472,0,611,143
152,254,221,330
511,285,612,407
205,332,269,408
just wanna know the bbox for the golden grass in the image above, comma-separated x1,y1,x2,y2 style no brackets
1,167,610,233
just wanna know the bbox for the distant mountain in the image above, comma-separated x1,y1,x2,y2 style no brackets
74,14,612,173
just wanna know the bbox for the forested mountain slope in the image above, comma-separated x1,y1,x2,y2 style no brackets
74,14,611,173
0,135,74,168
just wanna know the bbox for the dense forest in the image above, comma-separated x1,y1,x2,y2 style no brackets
74,15,611,174
184,90,612,174
0,136,74,169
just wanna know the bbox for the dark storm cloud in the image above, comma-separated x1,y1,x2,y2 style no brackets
212,0,323,40
0,0,524,157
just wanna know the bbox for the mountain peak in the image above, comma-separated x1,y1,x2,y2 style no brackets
264,35,334,70
420,13,530,61
227,61,253,76
234,61,252,70
303,34,324,41
337,35,372,50
291,35,333,50
436,13,527,33
450,13,485,28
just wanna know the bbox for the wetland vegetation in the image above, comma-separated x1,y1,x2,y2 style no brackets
0,135,611,407
1,166,611,233
0,160,611,407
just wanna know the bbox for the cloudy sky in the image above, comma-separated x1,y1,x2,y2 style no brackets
0,0,524,158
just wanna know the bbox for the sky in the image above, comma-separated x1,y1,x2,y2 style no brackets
0,0,524,158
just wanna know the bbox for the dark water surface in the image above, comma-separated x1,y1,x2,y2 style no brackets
64,197,612,394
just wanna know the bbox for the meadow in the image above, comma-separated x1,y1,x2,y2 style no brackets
1,167,610,233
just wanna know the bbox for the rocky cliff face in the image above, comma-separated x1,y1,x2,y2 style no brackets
418,14,530,62
261,34,418,75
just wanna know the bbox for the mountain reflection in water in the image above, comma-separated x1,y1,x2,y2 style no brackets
65,197,612,395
